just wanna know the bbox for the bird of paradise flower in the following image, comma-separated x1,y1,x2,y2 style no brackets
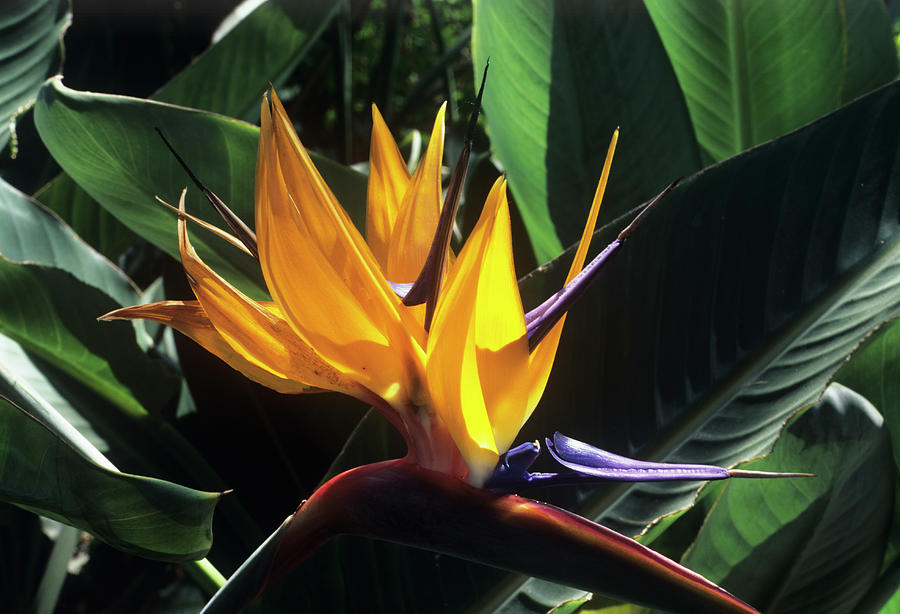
102,69,806,613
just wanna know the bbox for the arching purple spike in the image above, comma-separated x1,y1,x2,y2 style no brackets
401,60,490,330
526,180,679,351
546,433,730,482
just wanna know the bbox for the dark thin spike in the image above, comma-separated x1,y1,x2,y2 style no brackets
617,178,680,242
402,60,490,331
155,128,259,259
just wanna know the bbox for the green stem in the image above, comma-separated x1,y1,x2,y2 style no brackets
186,557,227,596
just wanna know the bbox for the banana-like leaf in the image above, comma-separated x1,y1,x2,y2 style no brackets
35,0,344,259
0,180,179,416
682,385,893,613
33,78,368,299
201,461,760,614
0,177,138,306
0,395,222,561
0,0,69,152
837,318,900,481
515,76,900,534
0,177,260,550
471,0,702,262
155,0,344,120
431,76,900,612
643,0,898,162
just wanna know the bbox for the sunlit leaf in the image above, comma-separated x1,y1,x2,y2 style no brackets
644,0,898,161
33,79,367,299
0,395,221,561
472,0,701,262
35,0,344,259
682,385,893,613
479,75,900,609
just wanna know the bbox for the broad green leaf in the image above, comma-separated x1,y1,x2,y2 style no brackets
682,385,893,613
837,318,900,480
0,395,221,561
472,0,701,263
0,181,177,416
0,0,69,153
0,176,138,306
154,0,344,120
836,318,900,610
0,258,177,417
644,0,899,162
35,0,343,260
0,333,109,456
33,177,136,262
33,78,368,299
488,76,900,608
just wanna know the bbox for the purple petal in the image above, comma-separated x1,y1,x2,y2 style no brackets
526,180,680,352
526,239,621,350
388,281,414,299
547,433,730,482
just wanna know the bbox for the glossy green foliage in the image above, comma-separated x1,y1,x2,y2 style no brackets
33,0,345,261
644,0,898,162
684,386,893,613
0,396,221,561
33,79,367,299
4,1,900,612
472,0,702,262
0,0,69,153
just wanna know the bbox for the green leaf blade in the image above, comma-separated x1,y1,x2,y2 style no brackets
472,0,701,262
644,0,898,161
682,385,893,613
0,0,69,152
0,396,221,562
33,78,367,299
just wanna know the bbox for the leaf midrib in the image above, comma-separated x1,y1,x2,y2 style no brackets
728,0,751,152
577,222,900,525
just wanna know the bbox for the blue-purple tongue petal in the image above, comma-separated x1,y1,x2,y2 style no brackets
388,281,414,299
546,433,813,481
547,432,731,481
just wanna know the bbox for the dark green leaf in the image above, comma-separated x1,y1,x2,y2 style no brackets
0,258,177,416
33,78,368,299
0,181,178,415
0,176,138,306
495,75,900,608
36,0,343,260
0,0,69,153
0,395,221,561
472,0,702,262
837,318,900,479
643,0,898,162
153,0,344,120
682,385,893,613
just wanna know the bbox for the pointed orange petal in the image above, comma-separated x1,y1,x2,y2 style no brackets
173,190,362,397
527,130,618,413
366,104,411,268
386,103,446,282
100,301,312,394
257,95,424,402
427,178,530,484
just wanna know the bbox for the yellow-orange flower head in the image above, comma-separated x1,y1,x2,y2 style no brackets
104,91,617,486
